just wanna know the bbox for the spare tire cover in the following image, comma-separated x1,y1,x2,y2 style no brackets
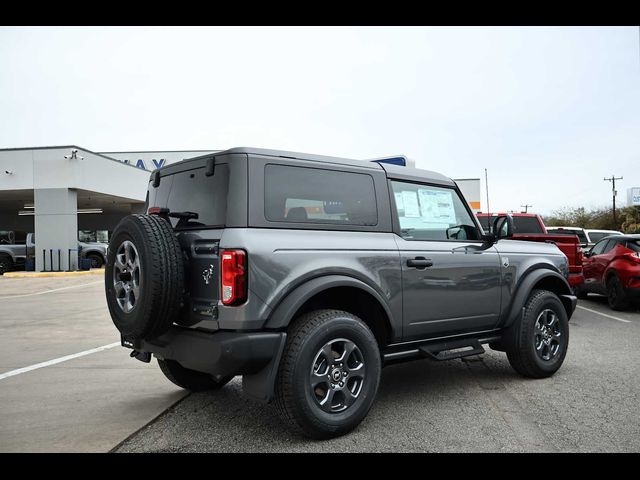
105,214,184,339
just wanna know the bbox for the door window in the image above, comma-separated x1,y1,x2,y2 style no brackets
390,181,480,241
590,239,609,256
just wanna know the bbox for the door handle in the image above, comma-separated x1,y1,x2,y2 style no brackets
407,257,433,269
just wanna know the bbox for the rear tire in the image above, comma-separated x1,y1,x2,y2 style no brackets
0,255,12,275
86,253,104,269
158,359,233,392
607,274,629,311
274,309,381,439
504,289,569,379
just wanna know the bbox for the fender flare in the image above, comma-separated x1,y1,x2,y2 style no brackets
264,274,395,331
503,268,574,328
243,274,394,404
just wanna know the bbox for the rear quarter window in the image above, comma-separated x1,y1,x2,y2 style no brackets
264,164,378,226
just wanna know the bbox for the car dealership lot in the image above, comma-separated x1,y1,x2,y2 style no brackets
0,276,187,453
1,276,639,453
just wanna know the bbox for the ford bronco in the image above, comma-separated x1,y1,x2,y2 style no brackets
105,147,576,439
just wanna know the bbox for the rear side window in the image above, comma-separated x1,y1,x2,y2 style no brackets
626,240,640,252
149,164,229,229
264,164,378,226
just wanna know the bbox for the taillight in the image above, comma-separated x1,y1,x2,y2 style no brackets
148,207,169,215
624,252,640,263
221,249,247,305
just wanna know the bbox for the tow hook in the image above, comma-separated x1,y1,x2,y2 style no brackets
130,350,151,363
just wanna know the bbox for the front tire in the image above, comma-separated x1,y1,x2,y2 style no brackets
607,274,629,311
274,309,381,439
158,359,233,392
504,289,569,379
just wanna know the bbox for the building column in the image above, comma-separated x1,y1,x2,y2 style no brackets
34,188,78,272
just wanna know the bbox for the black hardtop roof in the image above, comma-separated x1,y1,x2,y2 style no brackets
158,146,454,186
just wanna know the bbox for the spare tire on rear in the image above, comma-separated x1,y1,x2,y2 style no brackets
105,214,184,340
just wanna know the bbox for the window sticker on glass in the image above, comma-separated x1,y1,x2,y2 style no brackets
394,192,405,212
401,191,421,217
418,189,456,224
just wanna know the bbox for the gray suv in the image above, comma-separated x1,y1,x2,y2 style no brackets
105,147,577,439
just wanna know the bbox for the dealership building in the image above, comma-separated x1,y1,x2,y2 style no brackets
0,145,482,272
0,146,216,271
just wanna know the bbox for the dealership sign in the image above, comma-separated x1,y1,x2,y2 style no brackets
120,158,166,170
628,187,640,206
102,151,217,172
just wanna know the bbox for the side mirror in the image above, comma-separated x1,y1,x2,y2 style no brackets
493,215,513,240
446,224,479,240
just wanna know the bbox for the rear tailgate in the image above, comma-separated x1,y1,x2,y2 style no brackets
146,158,230,327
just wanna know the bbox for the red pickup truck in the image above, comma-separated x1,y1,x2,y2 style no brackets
476,213,585,288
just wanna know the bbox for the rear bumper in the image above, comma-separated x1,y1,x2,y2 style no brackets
625,287,640,299
122,327,286,378
568,272,584,287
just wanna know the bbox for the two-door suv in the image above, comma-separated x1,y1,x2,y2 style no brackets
105,148,577,438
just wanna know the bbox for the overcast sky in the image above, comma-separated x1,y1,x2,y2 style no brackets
0,26,638,214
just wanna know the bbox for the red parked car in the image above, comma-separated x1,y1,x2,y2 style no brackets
577,235,640,310
476,213,585,288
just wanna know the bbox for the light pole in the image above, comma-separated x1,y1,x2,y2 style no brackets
520,204,533,213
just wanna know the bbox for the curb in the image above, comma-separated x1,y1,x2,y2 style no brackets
3,269,104,278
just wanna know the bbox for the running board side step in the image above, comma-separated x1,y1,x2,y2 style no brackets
419,338,485,361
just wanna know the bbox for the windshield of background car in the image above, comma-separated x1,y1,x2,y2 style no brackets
588,232,618,243
548,228,588,244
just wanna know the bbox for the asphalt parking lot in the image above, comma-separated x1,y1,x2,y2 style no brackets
1,275,639,452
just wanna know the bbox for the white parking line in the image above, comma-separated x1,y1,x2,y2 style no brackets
0,280,103,300
0,342,120,381
576,305,632,323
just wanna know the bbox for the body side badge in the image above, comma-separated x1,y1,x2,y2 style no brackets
202,264,215,285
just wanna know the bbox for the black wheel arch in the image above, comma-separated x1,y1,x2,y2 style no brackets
503,268,575,329
263,275,396,346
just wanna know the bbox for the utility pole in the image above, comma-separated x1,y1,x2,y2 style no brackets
604,175,623,225
520,204,533,213
484,168,491,231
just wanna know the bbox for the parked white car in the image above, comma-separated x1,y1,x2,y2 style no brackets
585,229,623,246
